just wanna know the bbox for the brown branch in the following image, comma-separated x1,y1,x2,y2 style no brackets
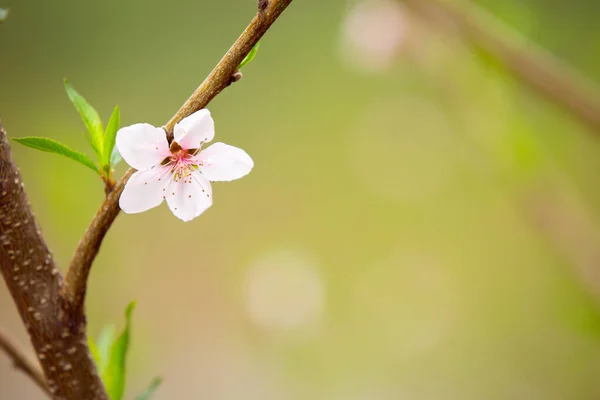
1,2,294,399
403,0,600,133
0,327,50,397
164,0,293,139
0,121,108,400
61,169,134,317
61,0,294,322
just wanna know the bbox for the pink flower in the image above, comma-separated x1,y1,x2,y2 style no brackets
116,109,253,222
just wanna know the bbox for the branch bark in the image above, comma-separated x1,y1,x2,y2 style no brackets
164,0,294,138
0,327,50,397
61,169,134,318
61,0,294,317
404,0,600,133
0,2,294,399
0,122,108,400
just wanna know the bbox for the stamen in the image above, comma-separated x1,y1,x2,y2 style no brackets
170,141,183,152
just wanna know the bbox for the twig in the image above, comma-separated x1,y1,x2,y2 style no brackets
164,0,294,139
0,327,50,397
62,0,294,315
61,169,134,316
403,0,600,133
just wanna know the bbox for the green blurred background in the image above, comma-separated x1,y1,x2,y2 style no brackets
3,0,600,398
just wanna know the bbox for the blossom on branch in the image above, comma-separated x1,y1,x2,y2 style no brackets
116,109,253,221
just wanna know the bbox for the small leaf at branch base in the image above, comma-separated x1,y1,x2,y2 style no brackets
89,325,116,374
103,302,136,400
103,105,120,168
134,377,163,400
111,146,123,166
239,42,260,69
0,8,9,23
12,137,100,174
89,337,101,369
64,79,104,158
97,325,117,369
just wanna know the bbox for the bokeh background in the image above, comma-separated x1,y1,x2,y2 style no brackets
2,0,600,398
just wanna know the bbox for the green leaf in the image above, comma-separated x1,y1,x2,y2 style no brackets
0,8,9,23
239,42,260,69
13,137,100,174
92,325,116,374
111,146,122,166
97,325,116,365
89,337,101,368
84,131,101,159
134,377,163,400
103,302,135,400
64,79,104,158
103,105,120,168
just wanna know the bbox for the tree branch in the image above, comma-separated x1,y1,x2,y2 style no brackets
0,327,50,397
1,2,294,399
164,0,294,139
61,169,134,317
0,121,108,400
403,0,600,133
61,0,294,325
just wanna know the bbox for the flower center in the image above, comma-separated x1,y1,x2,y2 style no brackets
163,141,199,183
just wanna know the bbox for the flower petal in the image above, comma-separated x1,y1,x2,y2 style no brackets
173,109,215,150
119,167,169,214
116,123,169,170
166,170,213,222
197,142,254,182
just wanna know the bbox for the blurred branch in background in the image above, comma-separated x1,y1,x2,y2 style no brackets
401,0,600,301
527,185,600,301
0,328,49,397
409,0,600,301
403,0,600,134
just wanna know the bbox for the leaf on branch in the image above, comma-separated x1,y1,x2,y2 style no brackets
0,8,9,23
111,146,123,166
12,137,100,174
238,42,260,69
103,105,120,169
90,304,162,400
89,325,116,374
89,337,101,369
134,377,163,400
97,325,117,368
103,302,135,400
64,79,104,158
110,146,123,168
84,130,101,158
